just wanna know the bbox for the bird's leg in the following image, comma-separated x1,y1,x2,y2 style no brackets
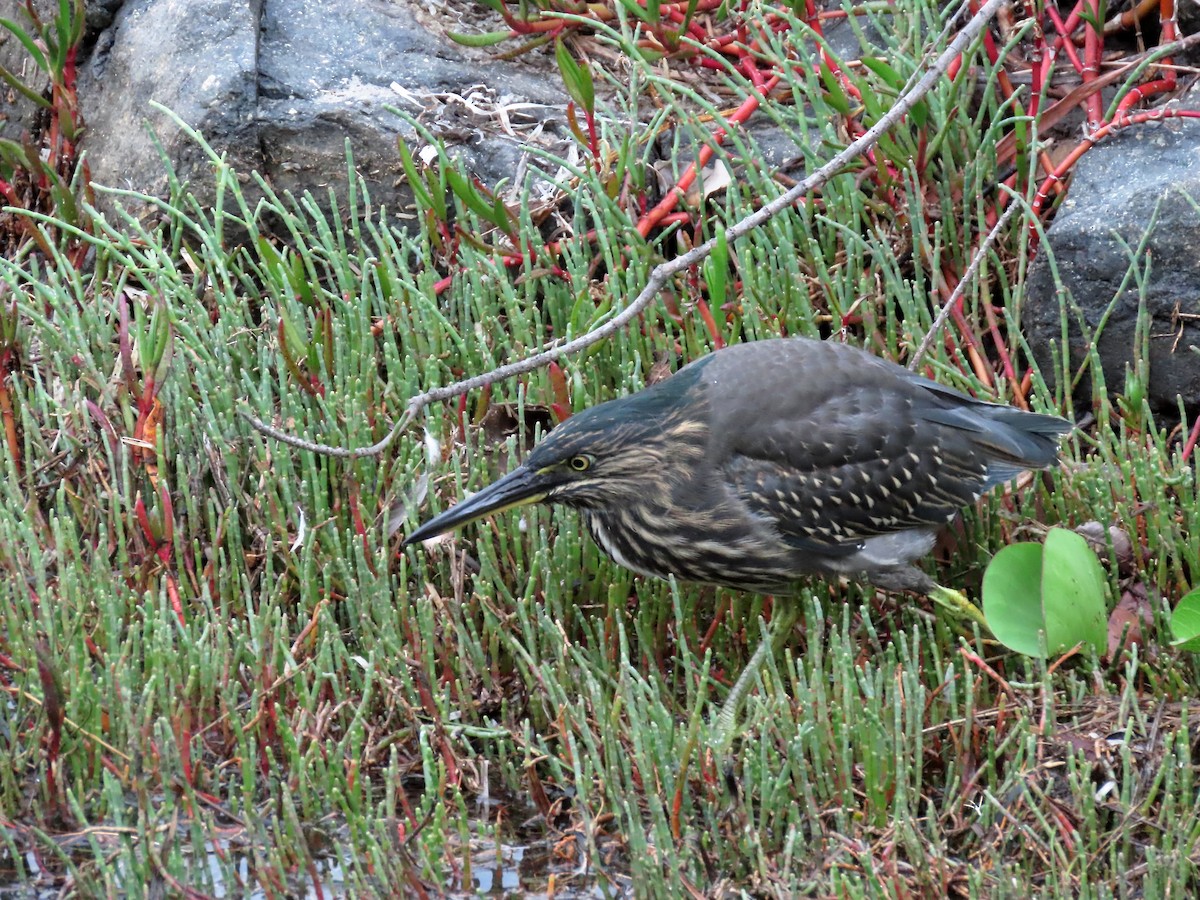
711,600,800,755
873,567,990,634
928,585,989,632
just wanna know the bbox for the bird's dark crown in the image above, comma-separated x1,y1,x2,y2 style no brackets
524,364,708,506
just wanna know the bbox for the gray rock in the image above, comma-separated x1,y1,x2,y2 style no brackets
74,0,570,221
1023,95,1200,417
256,0,569,214
0,1,70,143
1179,0,1200,39
79,0,260,214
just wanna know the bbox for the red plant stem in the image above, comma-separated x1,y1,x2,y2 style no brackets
347,487,372,564
160,552,185,628
740,55,766,91
948,301,986,381
179,721,195,787
656,212,691,228
1181,411,1200,464
1115,78,1177,117
1082,0,1103,127
976,0,1031,148
1115,3,1178,120
1051,0,1087,51
636,74,782,239
454,393,468,444
695,298,724,348
1024,24,1050,147
1159,0,1177,43
1043,3,1086,72
135,491,185,625
980,294,1025,407
588,110,600,160
0,370,20,479
699,594,730,654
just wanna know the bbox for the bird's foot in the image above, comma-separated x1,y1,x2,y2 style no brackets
928,585,989,633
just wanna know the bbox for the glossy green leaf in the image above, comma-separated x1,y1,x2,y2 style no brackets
909,99,929,128
1170,588,1200,651
0,18,49,73
0,64,53,108
613,0,652,23
396,138,433,210
703,227,728,308
983,529,1108,658
277,307,306,358
446,168,507,229
1040,528,1108,654
860,57,903,92
982,542,1046,657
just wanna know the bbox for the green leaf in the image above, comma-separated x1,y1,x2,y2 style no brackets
555,38,594,114
152,324,174,388
859,57,904,92
68,0,86,47
1170,588,1200,651
612,0,652,23
0,64,53,108
0,138,38,171
256,236,292,295
909,99,929,129
492,194,513,233
445,167,509,230
679,0,701,34
1040,528,1108,654
277,306,307,358
447,30,511,48
819,63,852,116
289,254,315,306
425,168,447,220
46,171,78,226
983,529,1107,658
396,138,432,210
860,78,885,122
0,17,49,73
982,542,1046,657
703,227,728,308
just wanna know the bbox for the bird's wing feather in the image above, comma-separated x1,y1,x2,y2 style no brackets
699,338,1064,554
719,384,985,552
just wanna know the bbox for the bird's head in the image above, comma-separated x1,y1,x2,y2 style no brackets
403,368,709,545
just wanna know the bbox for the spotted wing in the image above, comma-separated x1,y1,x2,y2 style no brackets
718,375,988,554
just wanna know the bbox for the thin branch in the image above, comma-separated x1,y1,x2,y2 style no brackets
243,0,1008,458
909,189,1025,371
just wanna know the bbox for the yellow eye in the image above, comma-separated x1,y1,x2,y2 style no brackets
567,455,591,472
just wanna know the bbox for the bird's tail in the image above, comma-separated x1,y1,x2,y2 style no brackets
920,401,1072,484
971,406,1074,486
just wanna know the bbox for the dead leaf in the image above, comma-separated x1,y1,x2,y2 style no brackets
1106,582,1153,660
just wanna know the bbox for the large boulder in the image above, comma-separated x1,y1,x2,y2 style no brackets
72,0,571,220
1022,94,1200,418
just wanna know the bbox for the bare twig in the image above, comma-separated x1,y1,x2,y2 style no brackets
909,190,1025,371
242,0,1008,458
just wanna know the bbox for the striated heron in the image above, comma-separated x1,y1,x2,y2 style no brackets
404,337,1072,736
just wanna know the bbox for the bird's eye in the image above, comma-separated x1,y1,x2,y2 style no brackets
567,455,591,472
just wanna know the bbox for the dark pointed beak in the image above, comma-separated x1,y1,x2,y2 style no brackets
402,464,548,546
